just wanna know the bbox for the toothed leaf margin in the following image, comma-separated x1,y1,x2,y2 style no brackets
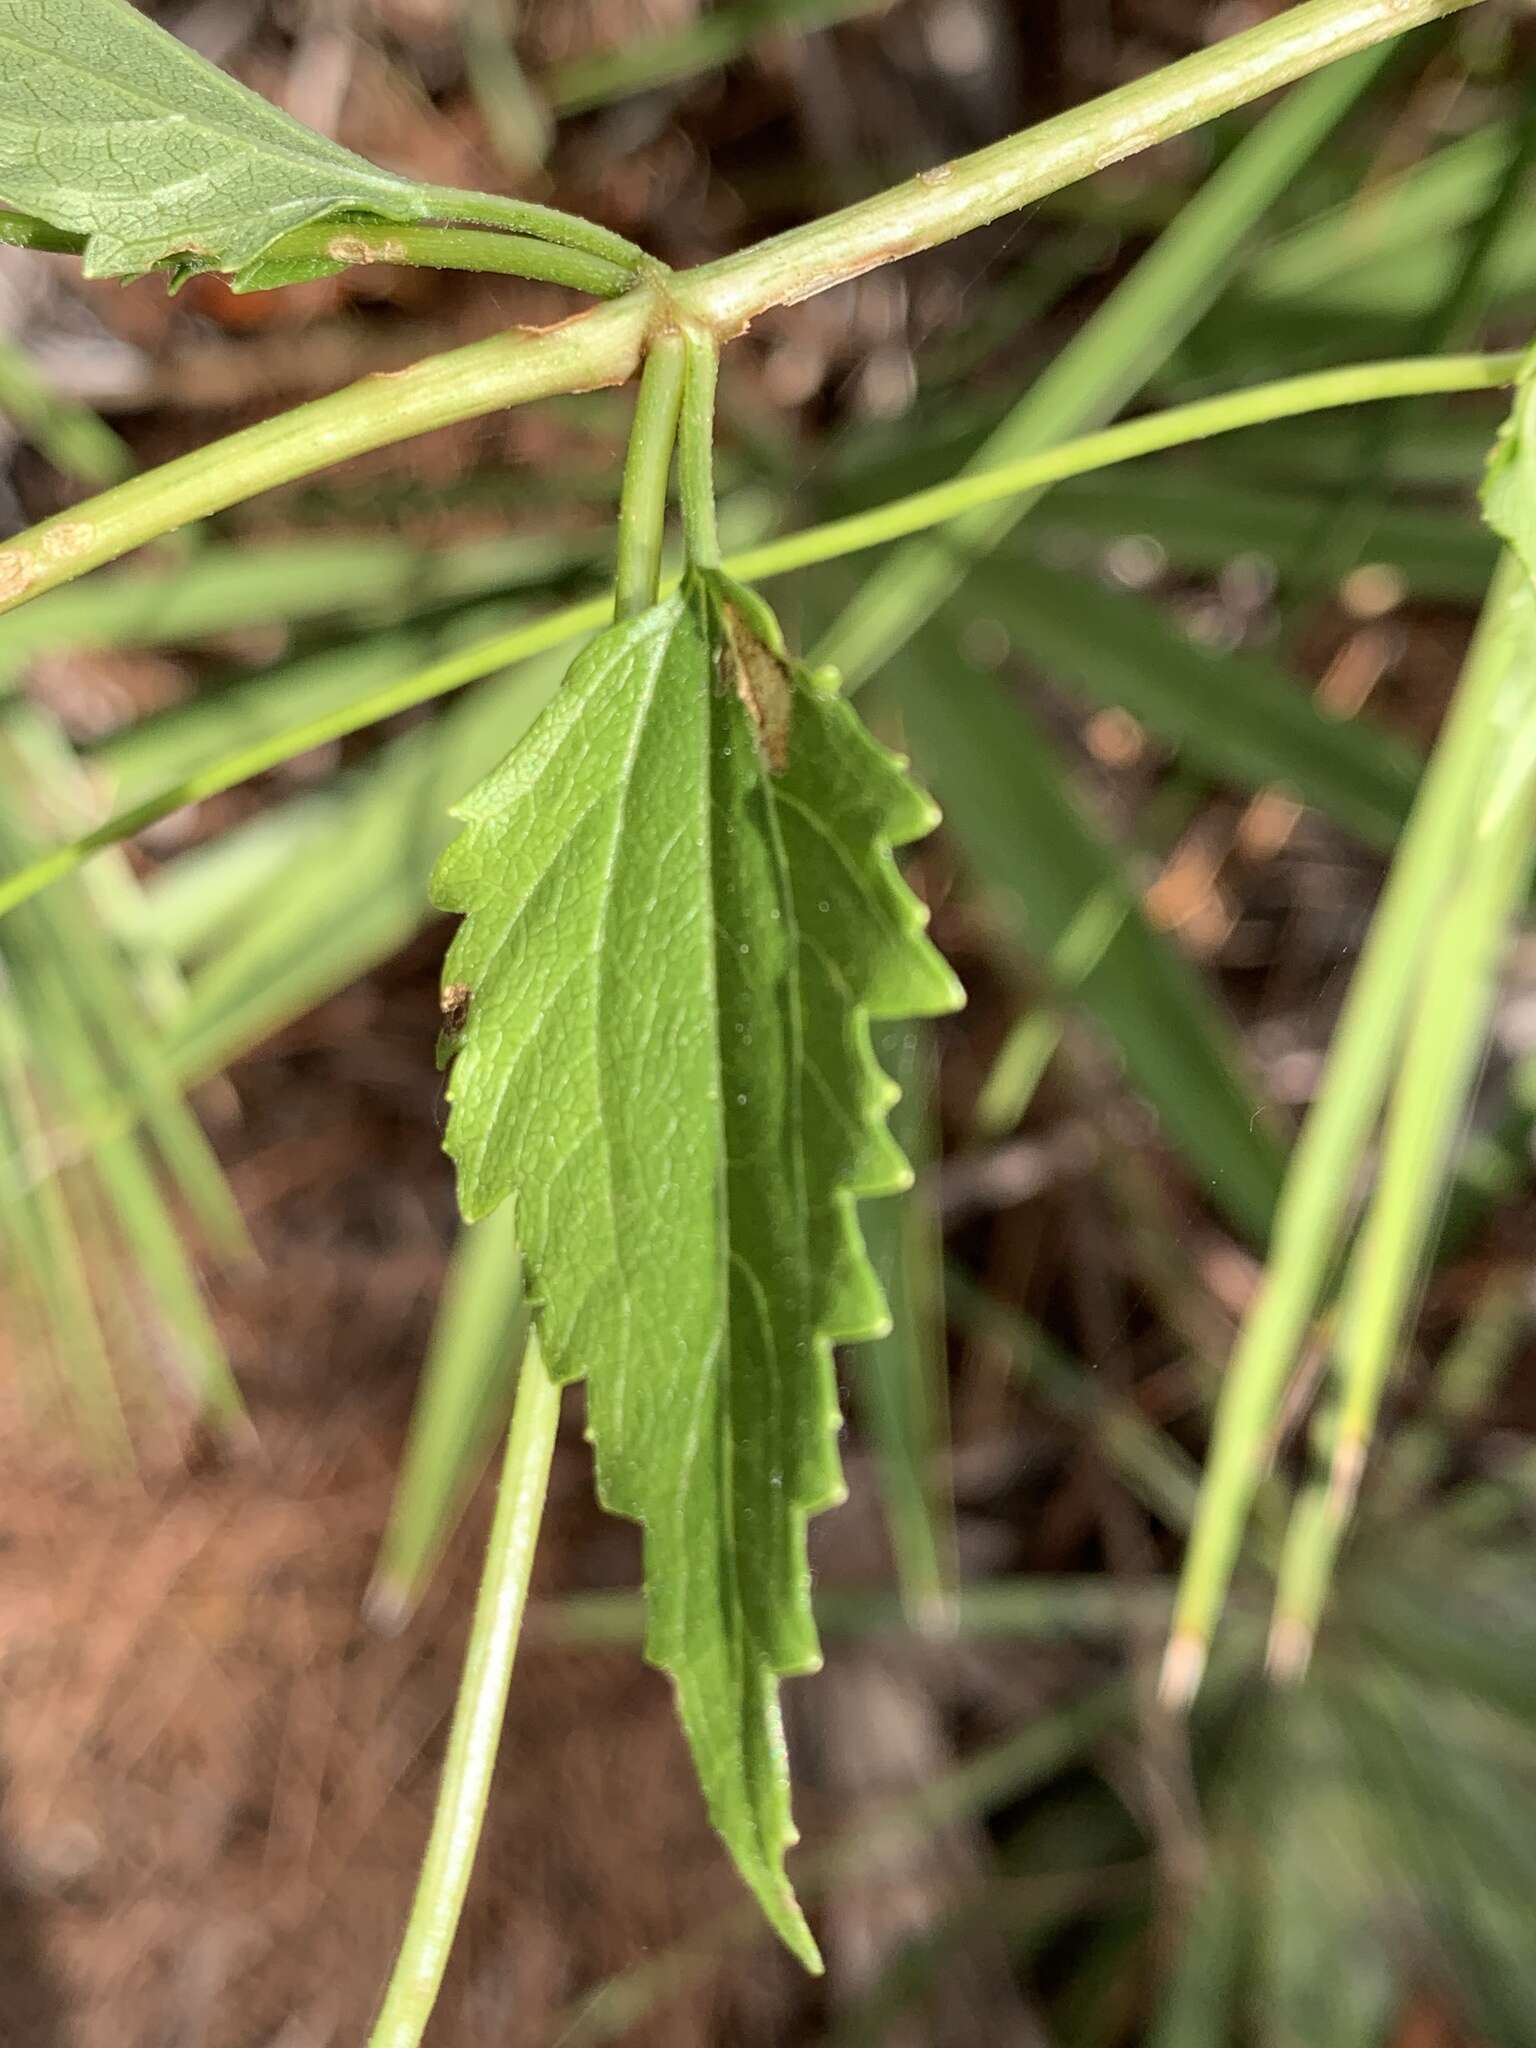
432,570,962,1961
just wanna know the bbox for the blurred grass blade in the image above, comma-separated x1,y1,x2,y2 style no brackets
541,0,888,116
0,980,128,1457
0,529,600,682
887,639,1283,1243
1247,118,1536,322
91,610,523,807
369,1204,527,1631
1033,469,1498,606
0,332,133,486
1163,554,1526,1701
1249,123,1513,304
0,711,248,1437
463,0,551,176
971,557,1419,849
9,951,247,1433
1,709,249,1262
1374,1272,1528,1512
949,1269,1201,1532
847,1020,957,1628
1148,1850,1247,2048
818,46,1393,687
165,652,568,1083
1267,578,1536,1675
971,985,1087,1143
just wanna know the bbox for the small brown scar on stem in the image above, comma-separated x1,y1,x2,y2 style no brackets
0,550,36,603
328,234,407,265
39,520,95,564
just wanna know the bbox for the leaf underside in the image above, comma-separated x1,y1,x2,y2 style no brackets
0,0,433,282
433,572,961,1961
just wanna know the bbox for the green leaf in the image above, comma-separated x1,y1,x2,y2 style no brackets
0,0,433,281
432,571,961,1961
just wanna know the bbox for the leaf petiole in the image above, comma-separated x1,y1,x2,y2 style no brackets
366,1334,563,2048
0,208,633,299
678,330,723,569
415,183,647,275
614,333,687,620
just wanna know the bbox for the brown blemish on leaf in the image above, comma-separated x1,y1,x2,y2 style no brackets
437,983,473,1071
0,550,36,603
717,601,793,774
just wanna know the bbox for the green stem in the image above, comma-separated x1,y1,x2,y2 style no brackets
0,209,83,255
367,1337,563,2048
416,182,647,273
0,0,1481,622
0,209,633,297
260,220,632,296
614,333,686,619
0,298,653,614
678,0,1483,335
1266,723,1536,1678
735,353,1517,587
0,351,1515,922
678,330,722,568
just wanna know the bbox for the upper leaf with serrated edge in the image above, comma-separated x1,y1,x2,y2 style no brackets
0,0,434,281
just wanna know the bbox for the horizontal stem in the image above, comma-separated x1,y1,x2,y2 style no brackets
0,0,1481,624
0,297,651,615
676,0,1484,333
0,350,1509,923
729,353,1518,583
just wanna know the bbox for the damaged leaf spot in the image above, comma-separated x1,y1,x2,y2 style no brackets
716,599,793,775
437,983,473,1070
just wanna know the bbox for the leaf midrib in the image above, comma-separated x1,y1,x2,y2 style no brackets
589,604,685,1451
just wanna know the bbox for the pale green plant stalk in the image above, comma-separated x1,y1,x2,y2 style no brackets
1265,575,1536,1678
0,206,635,296
614,334,687,619
367,1337,562,2048
0,0,1482,623
1160,554,1526,1704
